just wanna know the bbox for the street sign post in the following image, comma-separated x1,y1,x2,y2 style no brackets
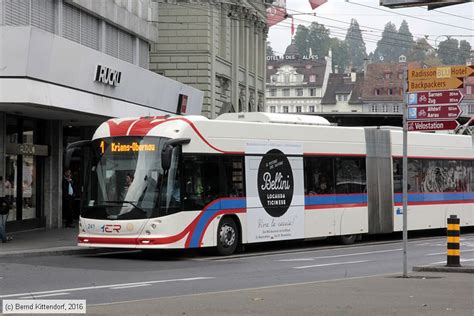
407,105,462,121
408,90,464,106
408,120,460,132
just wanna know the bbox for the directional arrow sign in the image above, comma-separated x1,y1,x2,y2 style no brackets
407,105,462,121
408,77,464,92
408,90,464,106
408,65,474,81
408,120,460,132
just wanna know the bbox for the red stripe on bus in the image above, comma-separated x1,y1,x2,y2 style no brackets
394,200,474,206
78,237,137,244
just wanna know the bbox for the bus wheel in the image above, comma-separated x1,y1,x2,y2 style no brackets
337,234,357,245
216,217,239,256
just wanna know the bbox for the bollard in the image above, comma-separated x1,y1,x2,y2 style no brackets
447,215,461,267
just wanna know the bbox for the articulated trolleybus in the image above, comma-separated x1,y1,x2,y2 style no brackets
70,113,474,255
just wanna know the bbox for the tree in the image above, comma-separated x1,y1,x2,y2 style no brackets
307,22,331,59
294,25,310,56
458,40,472,64
330,38,349,73
266,41,275,57
397,20,414,58
294,22,331,59
407,38,430,62
437,38,459,65
374,22,400,63
344,19,367,70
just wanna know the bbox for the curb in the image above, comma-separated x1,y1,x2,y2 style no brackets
0,247,118,258
413,265,474,273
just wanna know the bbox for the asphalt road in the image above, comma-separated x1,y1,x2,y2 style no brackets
1,233,474,308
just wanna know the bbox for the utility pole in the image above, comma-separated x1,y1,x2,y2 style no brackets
402,65,408,278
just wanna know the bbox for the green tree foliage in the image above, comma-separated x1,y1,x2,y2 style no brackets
397,20,414,58
344,19,367,70
294,22,330,58
437,38,460,65
374,22,400,63
407,38,431,62
294,25,310,56
266,41,275,57
330,38,349,73
458,40,472,64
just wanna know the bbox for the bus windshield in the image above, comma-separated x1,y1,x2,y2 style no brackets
81,136,181,220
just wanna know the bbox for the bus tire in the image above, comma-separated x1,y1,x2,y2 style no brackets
337,234,357,245
216,217,239,256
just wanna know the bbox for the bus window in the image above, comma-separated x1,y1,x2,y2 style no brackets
304,157,335,195
335,157,366,194
182,155,244,210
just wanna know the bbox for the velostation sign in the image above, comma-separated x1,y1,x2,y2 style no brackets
408,120,460,132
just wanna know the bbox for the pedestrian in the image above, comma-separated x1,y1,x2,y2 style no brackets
0,196,12,243
62,169,75,228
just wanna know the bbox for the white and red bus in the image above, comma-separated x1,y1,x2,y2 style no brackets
69,113,474,255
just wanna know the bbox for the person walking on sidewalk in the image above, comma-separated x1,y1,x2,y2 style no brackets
62,169,75,228
0,196,12,243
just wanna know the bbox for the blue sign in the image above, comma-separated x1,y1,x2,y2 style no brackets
408,93,418,105
408,107,417,119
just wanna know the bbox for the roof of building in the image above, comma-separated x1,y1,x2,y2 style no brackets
266,58,327,87
321,72,364,105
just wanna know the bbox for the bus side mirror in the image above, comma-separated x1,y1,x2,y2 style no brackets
161,138,190,170
65,140,91,169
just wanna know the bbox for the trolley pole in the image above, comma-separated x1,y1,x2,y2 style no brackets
402,67,409,278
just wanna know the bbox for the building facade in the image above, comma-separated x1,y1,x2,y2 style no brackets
265,43,331,114
362,62,421,114
150,0,268,118
0,0,203,232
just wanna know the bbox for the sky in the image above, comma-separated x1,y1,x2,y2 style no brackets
267,0,474,56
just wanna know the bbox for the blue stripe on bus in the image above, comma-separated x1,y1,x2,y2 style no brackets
393,192,474,203
188,198,246,248
305,194,368,206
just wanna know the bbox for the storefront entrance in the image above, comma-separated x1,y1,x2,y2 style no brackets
4,117,48,231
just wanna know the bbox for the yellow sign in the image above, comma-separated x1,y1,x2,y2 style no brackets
408,77,464,92
110,142,156,153
408,65,474,81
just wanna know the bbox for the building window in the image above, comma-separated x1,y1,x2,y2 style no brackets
371,105,378,112
467,85,472,95
296,106,302,113
374,89,380,96
469,105,474,114
309,106,315,112
384,73,392,79
388,88,393,95
284,75,290,84
393,105,400,112
296,89,303,96
398,72,403,79
270,89,276,97
282,106,289,113
283,89,290,97
270,106,276,113
344,95,348,101
309,88,316,96
309,75,316,83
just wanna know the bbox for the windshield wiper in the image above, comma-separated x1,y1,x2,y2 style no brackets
104,200,147,214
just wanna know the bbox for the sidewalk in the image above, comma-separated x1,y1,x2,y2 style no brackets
0,226,104,258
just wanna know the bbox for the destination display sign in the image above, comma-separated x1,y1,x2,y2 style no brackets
99,140,157,154
408,65,474,81
408,120,460,132
408,105,462,121
408,77,464,92
408,90,464,106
